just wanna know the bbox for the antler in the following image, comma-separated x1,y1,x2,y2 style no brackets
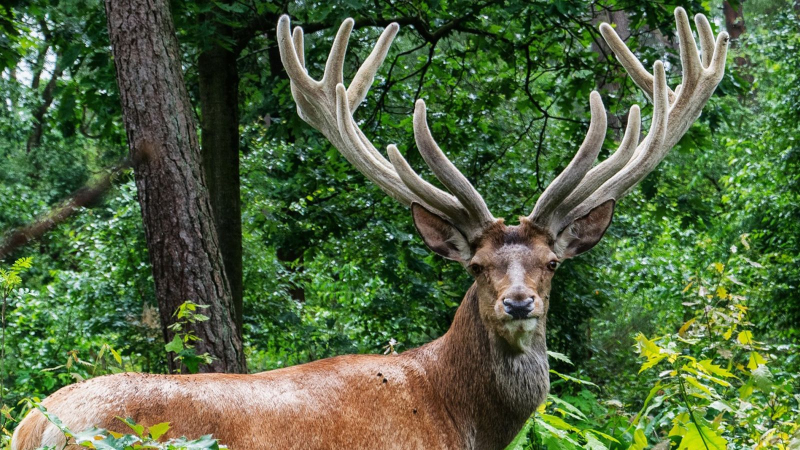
277,16,495,241
530,8,728,234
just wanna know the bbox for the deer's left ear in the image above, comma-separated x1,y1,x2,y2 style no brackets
411,203,472,262
555,200,615,259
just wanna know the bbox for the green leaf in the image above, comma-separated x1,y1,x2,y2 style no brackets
678,423,727,450
539,413,578,432
630,382,661,427
547,350,573,365
548,394,588,421
505,419,533,450
752,364,773,393
708,400,733,413
184,356,201,374
550,369,597,387
116,416,145,438
165,335,184,353
738,379,754,399
585,431,609,450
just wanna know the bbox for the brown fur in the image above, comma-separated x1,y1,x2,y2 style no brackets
12,223,576,450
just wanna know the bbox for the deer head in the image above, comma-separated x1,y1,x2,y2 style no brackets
277,9,728,352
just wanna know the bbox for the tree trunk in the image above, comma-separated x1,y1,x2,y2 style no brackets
723,1,746,41
198,39,243,331
105,0,246,373
723,1,751,84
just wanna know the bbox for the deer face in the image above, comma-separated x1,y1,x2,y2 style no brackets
412,201,615,351
468,222,556,349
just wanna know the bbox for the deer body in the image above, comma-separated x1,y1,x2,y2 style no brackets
12,8,726,450
13,284,548,450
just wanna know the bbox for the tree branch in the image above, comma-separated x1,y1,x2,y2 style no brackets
0,160,130,260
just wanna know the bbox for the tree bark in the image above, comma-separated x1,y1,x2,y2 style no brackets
198,38,243,331
27,58,63,152
105,0,246,373
723,1,746,41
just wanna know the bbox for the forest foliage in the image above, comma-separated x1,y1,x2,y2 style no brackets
0,0,798,448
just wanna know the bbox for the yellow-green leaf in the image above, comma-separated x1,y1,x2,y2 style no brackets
679,318,696,337
669,412,690,437
698,359,735,378
678,423,727,450
628,428,648,450
148,422,170,440
697,372,732,387
635,333,662,358
684,376,714,397
539,414,578,432
747,351,766,370
639,354,667,373
738,330,753,345
739,379,754,399
723,325,735,341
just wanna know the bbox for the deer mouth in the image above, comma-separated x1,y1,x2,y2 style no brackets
511,315,537,322
502,309,542,322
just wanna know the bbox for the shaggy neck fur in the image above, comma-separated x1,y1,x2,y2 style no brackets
406,284,550,449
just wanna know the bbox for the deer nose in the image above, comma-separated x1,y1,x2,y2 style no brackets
503,297,534,319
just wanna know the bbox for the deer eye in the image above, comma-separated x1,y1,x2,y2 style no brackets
547,260,559,271
468,263,483,276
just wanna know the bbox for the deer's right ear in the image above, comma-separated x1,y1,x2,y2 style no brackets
412,203,472,262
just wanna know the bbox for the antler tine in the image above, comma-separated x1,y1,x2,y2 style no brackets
349,24,398,113
661,9,728,153
695,14,715,69
333,84,415,204
554,62,668,231
529,91,607,226
675,8,702,94
292,27,305,67
321,19,354,88
277,15,497,241
598,24,676,105
386,145,469,222
540,8,727,234
551,105,641,223
414,100,495,228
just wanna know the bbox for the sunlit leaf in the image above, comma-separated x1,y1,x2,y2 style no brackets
678,423,727,450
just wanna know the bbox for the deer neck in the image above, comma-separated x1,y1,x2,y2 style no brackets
409,283,550,448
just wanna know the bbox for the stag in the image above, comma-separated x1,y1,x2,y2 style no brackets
13,9,727,450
